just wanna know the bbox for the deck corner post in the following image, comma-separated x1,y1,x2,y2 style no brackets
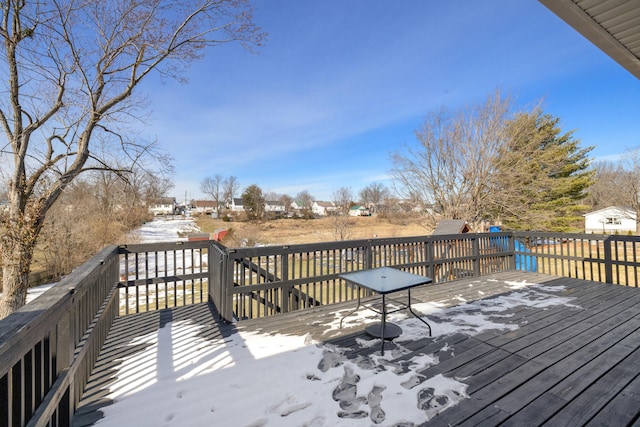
222,252,235,322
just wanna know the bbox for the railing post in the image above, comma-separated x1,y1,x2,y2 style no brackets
53,292,76,427
472,236,481,277
60,380,73,427
426,238,435,279
365,240,373,269
281,253,290,314
207,243,214,305
508,233,516,271
222,251,235,322
604,236,613,284
56,298,74,373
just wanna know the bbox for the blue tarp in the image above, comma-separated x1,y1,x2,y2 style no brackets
514,239,537,272
489,227,537,272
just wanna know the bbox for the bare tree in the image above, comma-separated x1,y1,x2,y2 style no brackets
280,194,293,214
223,176,240,207
359,182,389,213
0,0,264,318
38,168,166,284
201,175,224,215
295,190,314,218
331,187,354,240
585,162,625,210
332,187,353,213
391,92,512,229
618,149,640,234
263,191,278,201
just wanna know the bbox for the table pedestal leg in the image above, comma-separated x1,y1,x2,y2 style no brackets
362,294,403,355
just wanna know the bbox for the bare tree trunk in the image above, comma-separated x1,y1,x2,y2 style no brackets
0,244,31,318
0,206,39,318
331,187,354,240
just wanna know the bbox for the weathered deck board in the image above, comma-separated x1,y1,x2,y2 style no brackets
73,271,640,426
427,275,640,427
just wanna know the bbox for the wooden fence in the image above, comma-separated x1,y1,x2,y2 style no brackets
1,231,640,426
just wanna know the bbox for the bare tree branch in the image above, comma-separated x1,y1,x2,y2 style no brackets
0,0,264,318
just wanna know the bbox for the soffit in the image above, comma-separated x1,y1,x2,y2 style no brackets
539,0,640,79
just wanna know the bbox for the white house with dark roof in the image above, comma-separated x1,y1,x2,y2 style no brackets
231,198,244,212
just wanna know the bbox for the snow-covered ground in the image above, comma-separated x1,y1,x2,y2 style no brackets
89,218,579,426
125,216,200,243
25,217,200,304
93,283,576,426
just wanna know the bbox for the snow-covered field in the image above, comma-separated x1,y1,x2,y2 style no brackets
125,216,200,243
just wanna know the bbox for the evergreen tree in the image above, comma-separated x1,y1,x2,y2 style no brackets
493,110,594,231
242,185,265,220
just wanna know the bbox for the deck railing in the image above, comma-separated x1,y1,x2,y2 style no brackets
2,230,640,426
512,232,640,286
0,246,119,427
219,232,640,321
117,240,214,314
220,232,515,321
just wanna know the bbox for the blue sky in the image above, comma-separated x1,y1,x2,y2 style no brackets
142,0,640,203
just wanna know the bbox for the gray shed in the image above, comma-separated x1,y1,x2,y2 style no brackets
432,220,471,235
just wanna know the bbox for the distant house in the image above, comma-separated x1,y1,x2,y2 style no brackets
349,205,371,217
231,198,245,212
312,201,336,216
584,206,636,234
148,197,176,216
290,200,307,211
265,200,286,213
192,200,218,214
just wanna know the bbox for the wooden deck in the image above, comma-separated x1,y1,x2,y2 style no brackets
73,271,640,426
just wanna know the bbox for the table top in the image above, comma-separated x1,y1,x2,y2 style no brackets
339,266,433,294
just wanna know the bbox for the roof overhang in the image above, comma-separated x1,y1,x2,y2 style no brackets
539,0,640,79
